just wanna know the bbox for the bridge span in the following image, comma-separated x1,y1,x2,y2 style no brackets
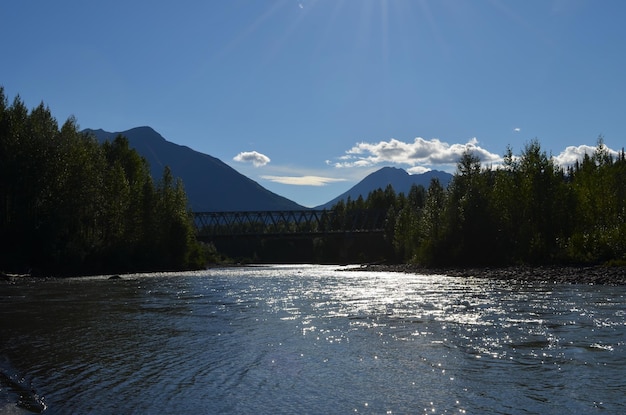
192,209,386,238
192,210,392,263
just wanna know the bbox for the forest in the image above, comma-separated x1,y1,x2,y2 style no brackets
198,136,626,267
330,138,626,267
2,86,625,274
0,88,208,276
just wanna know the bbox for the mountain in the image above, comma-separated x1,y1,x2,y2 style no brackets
315,167,452,210
84,127,305,212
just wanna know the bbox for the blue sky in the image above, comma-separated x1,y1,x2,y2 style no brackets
2,0,626,207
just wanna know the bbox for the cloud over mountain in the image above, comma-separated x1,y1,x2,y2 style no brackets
329,137,502,170
233,151,271,167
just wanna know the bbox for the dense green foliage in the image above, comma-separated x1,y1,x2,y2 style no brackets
329,138,626,266
0,89,207,275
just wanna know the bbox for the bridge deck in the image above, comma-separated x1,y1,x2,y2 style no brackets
193,210,385,237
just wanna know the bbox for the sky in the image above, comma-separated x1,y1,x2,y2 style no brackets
2,0,626,207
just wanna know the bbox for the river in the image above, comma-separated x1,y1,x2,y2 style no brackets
1,264,625,414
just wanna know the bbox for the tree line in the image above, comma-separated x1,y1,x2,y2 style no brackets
329,138,626,267
0,88,208,276
3,87,624,272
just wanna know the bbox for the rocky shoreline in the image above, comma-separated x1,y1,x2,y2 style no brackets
347,264,626,285
4,265,626,285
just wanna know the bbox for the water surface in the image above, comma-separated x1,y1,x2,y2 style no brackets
1,265,625,414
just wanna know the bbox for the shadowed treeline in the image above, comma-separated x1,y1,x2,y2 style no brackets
3,86,625,271
334,138,626,267
0,88,207,276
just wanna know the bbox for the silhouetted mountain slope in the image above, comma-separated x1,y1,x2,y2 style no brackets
85,127,305,211
315,166,452,209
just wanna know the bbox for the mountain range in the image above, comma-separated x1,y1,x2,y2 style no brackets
85,127,304,211
314,167,452,209
85,127,452,212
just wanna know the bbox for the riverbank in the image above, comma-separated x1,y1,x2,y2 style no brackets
347,264,626,285
4,264,626,285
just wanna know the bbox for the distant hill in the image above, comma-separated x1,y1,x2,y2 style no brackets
315,167,452,210
84,127,305,212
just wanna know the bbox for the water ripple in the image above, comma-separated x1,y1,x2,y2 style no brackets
1,265,625,414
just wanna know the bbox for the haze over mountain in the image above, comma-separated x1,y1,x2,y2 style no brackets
85,127,305,212
315,167,452,210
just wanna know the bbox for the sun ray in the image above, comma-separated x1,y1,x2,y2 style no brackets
211,0,289,63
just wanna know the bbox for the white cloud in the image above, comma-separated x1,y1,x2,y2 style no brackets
554,144,619,167
514,127,521,132
261,175,347,186
407,166,432,175
331,137,501,169
233,151,271,167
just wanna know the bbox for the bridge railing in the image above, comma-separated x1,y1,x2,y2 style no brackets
192,210,386,237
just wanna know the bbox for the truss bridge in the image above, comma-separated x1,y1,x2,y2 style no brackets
193,209,386,238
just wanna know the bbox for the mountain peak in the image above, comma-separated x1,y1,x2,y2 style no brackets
123,126,166,142
86,127,305,211
369,166,409,178
379,166,407,172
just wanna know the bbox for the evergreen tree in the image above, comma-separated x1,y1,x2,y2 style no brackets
414,178,447,265
568,137,626,263
0,89,206,275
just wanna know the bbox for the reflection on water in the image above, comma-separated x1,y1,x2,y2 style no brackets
1,265,625,414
